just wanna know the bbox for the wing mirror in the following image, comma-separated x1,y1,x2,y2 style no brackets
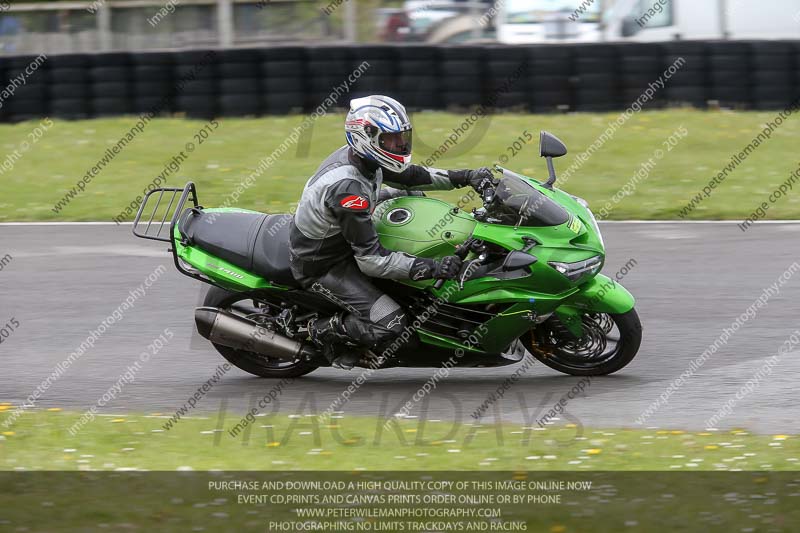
539,131,567,189
540,131,567,158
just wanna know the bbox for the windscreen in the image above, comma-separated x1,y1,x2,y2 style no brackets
486,175,570,227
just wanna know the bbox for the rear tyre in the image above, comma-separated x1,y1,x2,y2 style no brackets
526,309,642,376
202,286,319,379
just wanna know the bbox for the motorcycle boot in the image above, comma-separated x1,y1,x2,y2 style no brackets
308,314,362,370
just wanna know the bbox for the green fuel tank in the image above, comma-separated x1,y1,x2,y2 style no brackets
372,196,477,258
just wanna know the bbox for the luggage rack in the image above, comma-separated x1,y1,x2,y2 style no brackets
132,181,214,286
132,182,199,243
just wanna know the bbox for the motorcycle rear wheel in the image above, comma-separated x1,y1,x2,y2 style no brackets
526,309,642,376
202,286,320,379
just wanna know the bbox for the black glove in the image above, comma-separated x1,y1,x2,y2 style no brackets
410,256,463,281
450,167,497,192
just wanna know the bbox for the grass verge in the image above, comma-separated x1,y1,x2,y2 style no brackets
1,407,798,471
2,109,798,222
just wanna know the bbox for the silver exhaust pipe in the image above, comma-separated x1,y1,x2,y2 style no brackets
195,307,312,361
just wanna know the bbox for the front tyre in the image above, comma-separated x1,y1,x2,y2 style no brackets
526,309,642,376
202,286,319,379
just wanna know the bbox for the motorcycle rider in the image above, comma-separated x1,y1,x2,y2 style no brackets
289,95,496,369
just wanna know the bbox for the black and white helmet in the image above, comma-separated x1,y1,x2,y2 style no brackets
345,95,412,173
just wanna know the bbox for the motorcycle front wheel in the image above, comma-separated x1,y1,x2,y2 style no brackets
526,309,642,376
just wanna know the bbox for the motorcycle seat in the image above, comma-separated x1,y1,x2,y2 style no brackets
178,209,300,288
252,214,299,288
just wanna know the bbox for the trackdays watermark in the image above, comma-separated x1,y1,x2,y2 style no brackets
704,329,798,428
215,390,587,449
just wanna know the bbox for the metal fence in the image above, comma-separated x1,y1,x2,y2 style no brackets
0,0,358,55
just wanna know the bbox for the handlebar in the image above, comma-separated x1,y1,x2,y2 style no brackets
432,238,477,290
432,171,498,291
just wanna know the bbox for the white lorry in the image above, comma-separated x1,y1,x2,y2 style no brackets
606,0,800,41
496,0,605,43
495,0,800,43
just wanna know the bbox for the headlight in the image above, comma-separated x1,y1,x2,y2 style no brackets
549,255,604,283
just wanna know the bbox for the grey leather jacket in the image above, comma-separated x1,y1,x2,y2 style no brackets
289,146,468,281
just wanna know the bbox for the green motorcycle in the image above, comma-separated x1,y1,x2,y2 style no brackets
133,131,641,378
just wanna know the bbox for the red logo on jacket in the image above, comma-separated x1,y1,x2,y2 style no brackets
340,195,369,210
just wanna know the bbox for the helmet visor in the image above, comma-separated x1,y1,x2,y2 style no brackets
378,130,412,156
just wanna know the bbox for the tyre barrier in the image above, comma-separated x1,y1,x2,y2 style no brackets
0,41,798,122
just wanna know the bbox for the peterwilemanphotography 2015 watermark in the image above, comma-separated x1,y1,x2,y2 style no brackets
5,8,800,531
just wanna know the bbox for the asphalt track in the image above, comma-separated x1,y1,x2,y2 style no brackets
2,221,800,434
